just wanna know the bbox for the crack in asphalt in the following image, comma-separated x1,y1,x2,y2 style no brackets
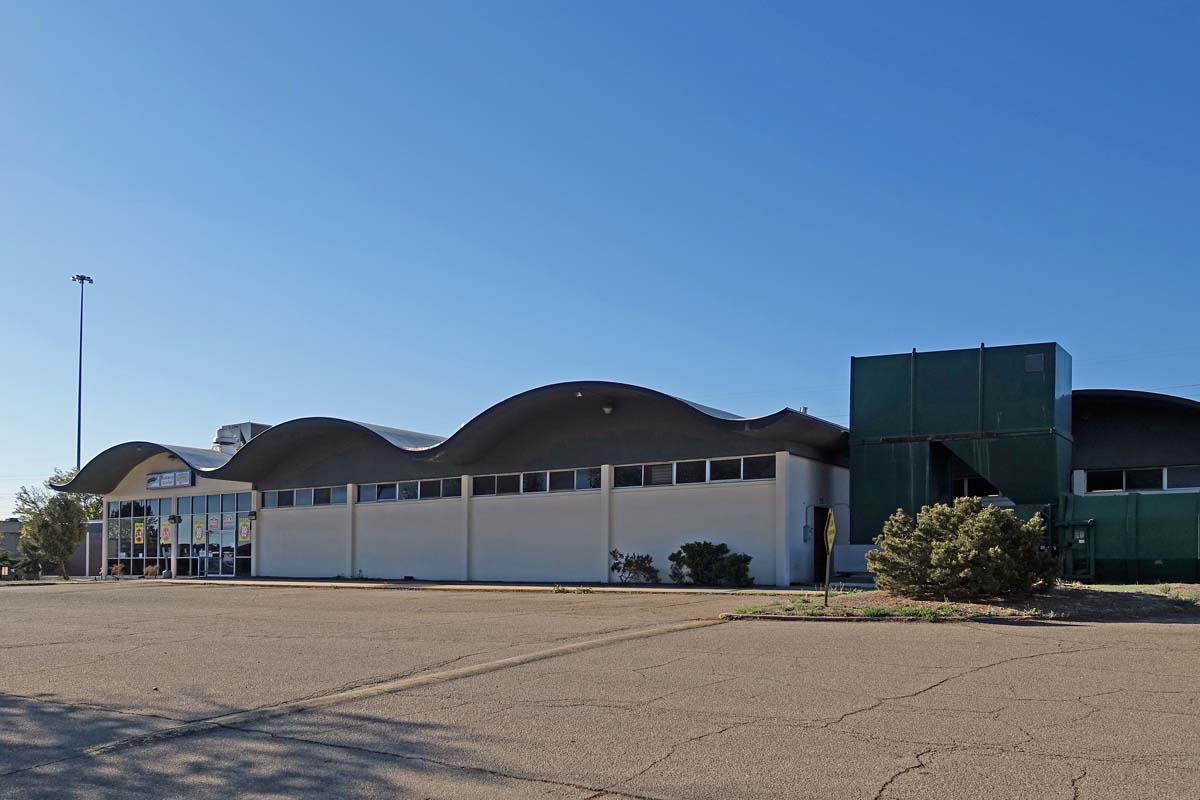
872,747,936,800
0,618,725,781
1070,765,1088,799
220,723,672,800
583,720,756,799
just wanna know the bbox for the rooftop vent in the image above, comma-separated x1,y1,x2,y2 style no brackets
212,422,271,454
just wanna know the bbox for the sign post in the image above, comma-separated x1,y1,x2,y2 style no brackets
823,512,837,607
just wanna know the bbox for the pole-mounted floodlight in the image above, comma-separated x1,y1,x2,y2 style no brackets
71,275,93,471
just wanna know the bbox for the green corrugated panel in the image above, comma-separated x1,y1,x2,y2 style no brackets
943,436,1064,506
850,354,913,439
913,349,980,435
979,343,1066,434
1063,492,1200,583
1135,493,1200,582
850,443,913,544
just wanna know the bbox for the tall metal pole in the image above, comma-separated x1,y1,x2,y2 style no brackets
70,275,93,471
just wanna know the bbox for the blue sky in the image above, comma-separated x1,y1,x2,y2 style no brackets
2,1,1198,515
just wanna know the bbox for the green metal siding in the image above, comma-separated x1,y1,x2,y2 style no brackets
1064,493,1200,583
850,343,1072,544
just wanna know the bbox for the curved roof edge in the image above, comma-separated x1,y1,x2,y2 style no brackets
435,381,842,446
1073,388,1200,413
57,381,848,494
52,442,234,494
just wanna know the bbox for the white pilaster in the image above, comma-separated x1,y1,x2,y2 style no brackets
600,464,613,583
774,451,791,587
100,510,109,579
250,490,260,577
461,474,472,581
346,483,356,577
167,496,178,579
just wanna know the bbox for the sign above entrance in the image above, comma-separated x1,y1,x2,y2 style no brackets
147,470,193,490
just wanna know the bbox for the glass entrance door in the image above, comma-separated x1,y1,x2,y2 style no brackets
206,530,235,576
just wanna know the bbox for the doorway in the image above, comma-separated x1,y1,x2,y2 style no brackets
812,506,831,584
1064,525,1094,581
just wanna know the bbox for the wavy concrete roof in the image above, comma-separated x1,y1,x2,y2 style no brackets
1072,388,1200,413
54,381,848,494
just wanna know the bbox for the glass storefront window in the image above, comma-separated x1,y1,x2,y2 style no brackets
106,493,250,579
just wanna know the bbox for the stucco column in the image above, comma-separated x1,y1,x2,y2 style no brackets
774,451,791,587
600,464,613,583
461,474,472,581
100,509,109,580
167,496,178,579
346,483,356,578
250,490,260,577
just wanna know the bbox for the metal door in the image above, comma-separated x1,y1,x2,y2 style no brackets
1064,525,1095,581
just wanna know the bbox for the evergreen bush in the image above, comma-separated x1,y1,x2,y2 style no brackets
866,497,1056,598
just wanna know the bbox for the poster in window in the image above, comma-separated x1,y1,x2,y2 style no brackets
207,514,220,532
161,522,173,544
133,521,145,545
193,521,206,543
237,517,252,542
222,512,235,529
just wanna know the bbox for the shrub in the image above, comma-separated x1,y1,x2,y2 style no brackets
609,549,661,584
668,541,754,587
866,497,1056,599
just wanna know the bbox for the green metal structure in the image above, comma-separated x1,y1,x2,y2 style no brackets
850,341,1200,582
850,342,1072,545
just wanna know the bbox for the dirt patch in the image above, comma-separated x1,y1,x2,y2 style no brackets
732,584,1200,621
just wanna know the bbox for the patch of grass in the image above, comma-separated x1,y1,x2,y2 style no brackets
574,586,593,594
552,584,567,594
861,606,893,618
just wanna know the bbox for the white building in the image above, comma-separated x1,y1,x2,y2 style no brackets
57,382,849,586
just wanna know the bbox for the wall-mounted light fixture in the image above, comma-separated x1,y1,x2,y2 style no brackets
602,402,614,415
247,511,257,520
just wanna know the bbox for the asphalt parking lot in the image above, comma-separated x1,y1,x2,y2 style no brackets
2,582,1198,799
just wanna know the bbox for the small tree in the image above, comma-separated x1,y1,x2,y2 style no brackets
21,493,89,580
12,468,100,580
609,549,661,583
14,468,102,523
867,497,1056,598
668,541,754,587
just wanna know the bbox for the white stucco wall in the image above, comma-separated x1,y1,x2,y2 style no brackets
470,491,602,582
256,506,347,578
786,456,850,583
611,480,777,586
101,450,854,585
354,499,462,580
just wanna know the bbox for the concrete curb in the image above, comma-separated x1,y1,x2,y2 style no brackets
720,612,1045,623
159,578,824,597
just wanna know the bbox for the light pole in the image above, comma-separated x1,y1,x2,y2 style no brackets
70,274,93,471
